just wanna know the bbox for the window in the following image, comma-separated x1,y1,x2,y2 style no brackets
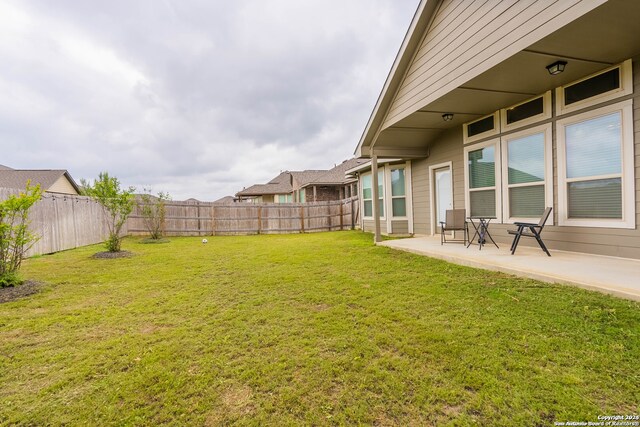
362,171,384,218
299,189,306,203
390,168,406,217
463,112,499,144
501,124,553,222
556,100,635,228
556,60,632,114
464,139,501,219
278,194,292,203
500,91,551,132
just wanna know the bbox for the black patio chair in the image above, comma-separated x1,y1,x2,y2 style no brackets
440,209,469,245
508,207,553,256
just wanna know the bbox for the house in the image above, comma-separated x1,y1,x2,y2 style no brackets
235,170,326,203
299,158,367,202
354,0,640,259
212,196,236,205
236,171,300,203
0,165,81,195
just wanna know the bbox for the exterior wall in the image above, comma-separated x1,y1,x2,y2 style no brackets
384,0,604,128
310,186,341,202
408,56,640,258
48,176,79,195
362,219,410,235
359,161,413,235
411,127,464,235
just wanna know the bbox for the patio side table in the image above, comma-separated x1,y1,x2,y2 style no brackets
467,217,499,250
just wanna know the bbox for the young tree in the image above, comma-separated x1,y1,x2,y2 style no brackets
0,182,42,287
139,189,170,240
82,172,135,252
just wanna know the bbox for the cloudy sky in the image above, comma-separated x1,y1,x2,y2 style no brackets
0,0,418,201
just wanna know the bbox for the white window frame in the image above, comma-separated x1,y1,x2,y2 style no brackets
388,165,408,219
463,138,502,222
556,60,632,115
361,170,386,220
500,91,552,132
463,111,500,144
556,100,635,228
429,161,454,236
500,123,553,224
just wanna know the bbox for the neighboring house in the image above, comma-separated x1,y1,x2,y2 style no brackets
300,158,367,202
236,160,366,204
0,166,81,195
235,170,326,203
212,196,236,205
235,171,299,203
354,0,640,259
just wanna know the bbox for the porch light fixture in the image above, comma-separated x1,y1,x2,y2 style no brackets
546,60,567,75
442,113,454,121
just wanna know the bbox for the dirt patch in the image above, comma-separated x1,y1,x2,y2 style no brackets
138,238,170,244
221,384,255,415
312,303,331,312
0,280,43,303
91,251,134,259
205,384,256,425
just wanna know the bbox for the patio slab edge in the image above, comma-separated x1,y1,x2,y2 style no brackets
377,241,640,302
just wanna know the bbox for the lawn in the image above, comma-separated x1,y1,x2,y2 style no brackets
1,231,638,426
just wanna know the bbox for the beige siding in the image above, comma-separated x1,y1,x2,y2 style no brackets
407,56,640,259
411,158,430,234
410,127,464,235
48,176,79,195
392,220,409,235
361,219,410,236
383,0,604,128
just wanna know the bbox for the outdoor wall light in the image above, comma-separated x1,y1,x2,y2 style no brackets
546,60,567,75
442,113,454,121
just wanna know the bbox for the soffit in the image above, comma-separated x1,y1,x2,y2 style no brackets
370,0,640,156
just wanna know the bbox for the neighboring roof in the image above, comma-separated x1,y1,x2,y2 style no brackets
236,171,293,197
0,169,81,194
212,196,236,205
290,170,327,187
302,158,369,187
0,164,13,170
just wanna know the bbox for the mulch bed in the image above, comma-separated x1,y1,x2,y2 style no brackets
0,280,43,304
91,251,134,259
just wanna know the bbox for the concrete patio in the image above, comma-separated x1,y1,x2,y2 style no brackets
378,235,640,302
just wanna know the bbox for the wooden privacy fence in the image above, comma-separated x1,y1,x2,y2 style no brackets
128,197,360,236
0,188,110,256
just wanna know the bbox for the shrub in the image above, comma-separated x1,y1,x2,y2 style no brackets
0,183,42,287
139,190,170,240
82,172,135,252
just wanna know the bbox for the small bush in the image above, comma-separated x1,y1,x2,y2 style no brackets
81,172,135,253
139,190,170,240
0,182,42,287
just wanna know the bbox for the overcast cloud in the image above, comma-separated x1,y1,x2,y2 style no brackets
0,0,418,200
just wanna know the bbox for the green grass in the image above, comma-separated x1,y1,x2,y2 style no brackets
1,231,638,426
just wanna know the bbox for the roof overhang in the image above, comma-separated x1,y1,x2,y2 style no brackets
357,0,640,158
344,158,404,179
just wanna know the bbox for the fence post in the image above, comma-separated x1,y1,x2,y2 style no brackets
327,202,331,231
211,205,216,236
300,205,305,233
197,203,201,236
351,198,355,230
257,206,262,234
340,201,344,231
